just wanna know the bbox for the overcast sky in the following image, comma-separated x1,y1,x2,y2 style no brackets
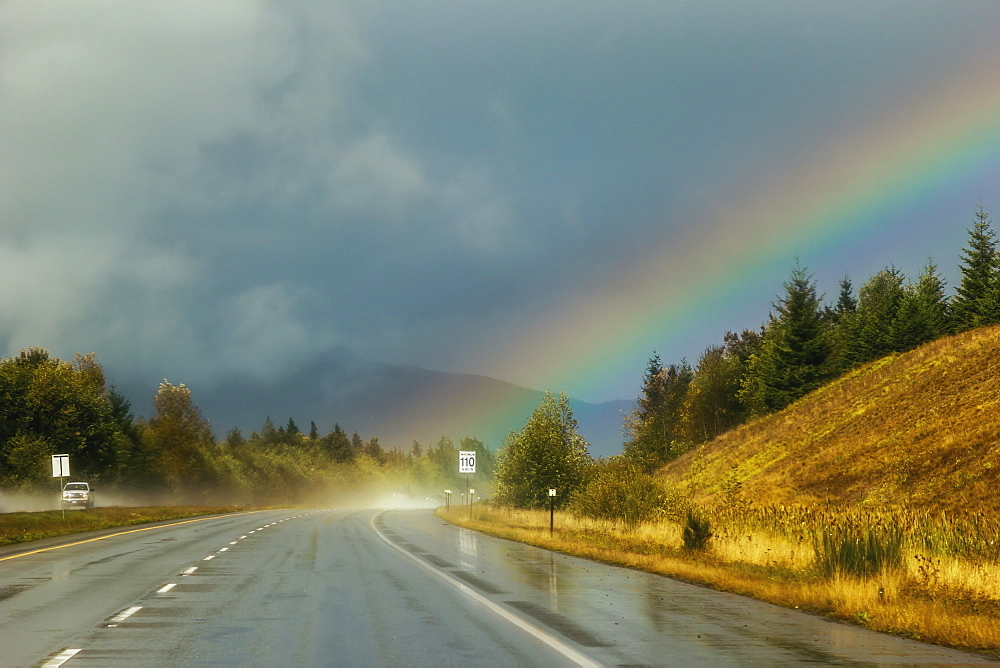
2,1,999,404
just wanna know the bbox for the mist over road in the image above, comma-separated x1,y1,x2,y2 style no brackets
0,508,988,666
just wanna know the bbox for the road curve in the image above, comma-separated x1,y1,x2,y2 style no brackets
0,507,991,666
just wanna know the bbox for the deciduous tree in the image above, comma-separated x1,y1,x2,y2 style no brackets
494,391,590,508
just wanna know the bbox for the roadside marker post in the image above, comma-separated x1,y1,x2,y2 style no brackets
548,488,557,536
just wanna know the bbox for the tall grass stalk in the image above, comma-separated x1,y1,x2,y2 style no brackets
815,518,904,578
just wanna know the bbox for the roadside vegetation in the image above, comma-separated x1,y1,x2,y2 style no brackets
0,506,255,546
0,351,493,510
466,206,1000,654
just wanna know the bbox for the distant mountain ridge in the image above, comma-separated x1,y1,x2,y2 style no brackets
119,349,631,458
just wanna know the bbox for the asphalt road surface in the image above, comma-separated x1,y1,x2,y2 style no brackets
0,507,992,666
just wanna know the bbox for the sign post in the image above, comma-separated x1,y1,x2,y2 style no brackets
459,451,476,519
52,454,70,518
548,488,557,536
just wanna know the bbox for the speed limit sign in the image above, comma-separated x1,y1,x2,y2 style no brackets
459,451,476,473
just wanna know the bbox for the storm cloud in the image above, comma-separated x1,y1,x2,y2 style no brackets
2,1,998,407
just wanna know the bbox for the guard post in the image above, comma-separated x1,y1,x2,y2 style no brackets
548,488,557,536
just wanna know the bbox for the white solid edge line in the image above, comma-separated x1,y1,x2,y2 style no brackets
369,511,601,668
42,648,81,667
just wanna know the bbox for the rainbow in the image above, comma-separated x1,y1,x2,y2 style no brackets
446,49,1000,451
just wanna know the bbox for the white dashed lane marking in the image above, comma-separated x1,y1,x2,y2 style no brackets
40,513,329,664
41,648,81,667
107,606,142,627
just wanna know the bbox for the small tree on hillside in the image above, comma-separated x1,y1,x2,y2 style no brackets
852,267,907,364
893,260,950,351
827,276,859,373
741,264,832,416
623,356,693,472
952,205,998,331
493,391,590,508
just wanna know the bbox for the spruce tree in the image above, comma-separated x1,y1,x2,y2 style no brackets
828,276,859,373
853,267,907,364
741,264,832,415
952,205,998,331
894,260,950,351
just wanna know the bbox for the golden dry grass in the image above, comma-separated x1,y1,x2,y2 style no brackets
445,504,1000,655
0,506,258,545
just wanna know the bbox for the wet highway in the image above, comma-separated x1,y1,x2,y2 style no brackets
0,507,991,666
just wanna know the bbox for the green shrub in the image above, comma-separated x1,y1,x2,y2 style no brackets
682,508,713,551
569,459,664,526
815,518,903,578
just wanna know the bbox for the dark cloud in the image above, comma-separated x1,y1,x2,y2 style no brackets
2,1,997,403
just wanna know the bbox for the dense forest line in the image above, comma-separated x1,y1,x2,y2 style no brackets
0,349,493,504
622,205,998,472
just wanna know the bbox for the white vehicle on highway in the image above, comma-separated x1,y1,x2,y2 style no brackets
61,482,95,510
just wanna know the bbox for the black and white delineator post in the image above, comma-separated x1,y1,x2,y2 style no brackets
548,488,557,536
459,451,476,519
52,454,70,518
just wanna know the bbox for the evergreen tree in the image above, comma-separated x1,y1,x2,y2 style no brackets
893,260,950,351
852,267,907,364
952,205,998,331
106,385,144,484
493,391,590,508
828,276,859,373
363,436,385,463
321,423,354,463
835,276,858,316
740,264,832,415
224,428,246,448
308,421,319,440
622,356,693,472
259,417,280,445
409,440,423,459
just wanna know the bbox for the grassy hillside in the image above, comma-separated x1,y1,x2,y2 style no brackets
657,325,1000,514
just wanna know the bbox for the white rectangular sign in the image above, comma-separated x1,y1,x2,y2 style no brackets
458,450,476,474
52,454,70,478
549,488,557,497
